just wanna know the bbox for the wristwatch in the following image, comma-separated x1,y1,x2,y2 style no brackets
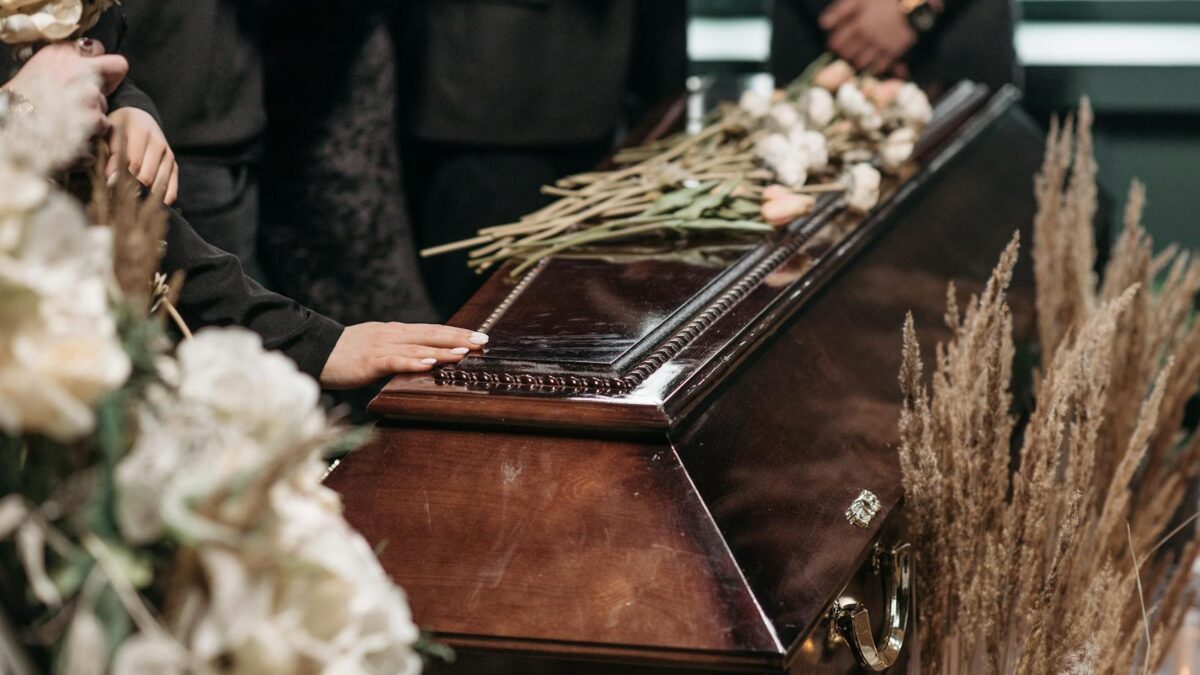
899,0,941,35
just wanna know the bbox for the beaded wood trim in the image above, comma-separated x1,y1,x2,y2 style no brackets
432,208,837,392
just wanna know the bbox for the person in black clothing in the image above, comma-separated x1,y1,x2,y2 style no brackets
398,0,688,319
261,1,438,327
771,0,1019,98
1,41,487,390
114,1,269,280
95,1,437,328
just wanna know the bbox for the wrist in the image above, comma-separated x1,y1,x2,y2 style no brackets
900,0,941,36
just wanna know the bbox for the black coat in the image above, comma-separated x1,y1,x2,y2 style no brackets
162,209,344,379
771,0,1020,96
400,0,688,147
115,0,267,159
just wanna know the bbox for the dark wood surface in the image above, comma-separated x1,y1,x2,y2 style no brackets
327,85,1045,673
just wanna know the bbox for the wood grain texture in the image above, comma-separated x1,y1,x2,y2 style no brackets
327,425,780,665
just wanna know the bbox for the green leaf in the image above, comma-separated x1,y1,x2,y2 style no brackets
728,198,763,217
639,180,720,217
676,176,743,220
415,633,456,665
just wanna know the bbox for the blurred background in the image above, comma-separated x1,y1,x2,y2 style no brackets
688,0,1200,249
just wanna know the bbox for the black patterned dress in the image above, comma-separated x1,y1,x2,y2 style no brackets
259,4,436,327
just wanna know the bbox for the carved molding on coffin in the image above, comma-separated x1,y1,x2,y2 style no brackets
433,204,840,393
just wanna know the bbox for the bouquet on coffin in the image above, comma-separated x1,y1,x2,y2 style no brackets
421,56,933,277
0,72,424,675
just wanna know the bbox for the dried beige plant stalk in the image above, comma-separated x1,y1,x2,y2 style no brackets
88,141,170,314
903,99,1200,674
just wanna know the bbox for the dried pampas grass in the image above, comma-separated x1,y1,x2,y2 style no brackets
901,99,1200,674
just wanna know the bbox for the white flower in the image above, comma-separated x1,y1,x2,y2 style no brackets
774,155,808,189
187,484,421,675
843,163,882,213
754,133,791,169
858,109,883,132
0,74,97,176
836,82,872,119
768,102,804,133
881,127,917,172
799,87,835,128
738,90,770,118
0,188,130,441
174,328,324,449
0,0,83,43
115,328,328,544
111,634,185,675
789,128,828,173
756,133,810,188
894,83,932,128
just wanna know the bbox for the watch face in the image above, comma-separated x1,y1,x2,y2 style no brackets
911,7,936,32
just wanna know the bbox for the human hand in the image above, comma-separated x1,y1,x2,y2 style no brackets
107,107,178,204
2,39,128,135
820,0,916,75
319,322,489,389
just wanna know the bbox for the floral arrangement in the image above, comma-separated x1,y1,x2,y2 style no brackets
421,55,931,277
0,0,113,45
899,100,1200,673
0,77,423,674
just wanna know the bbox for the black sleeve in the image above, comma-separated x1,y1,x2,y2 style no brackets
161,210,345,380
81,6,165,126
107,79,163,126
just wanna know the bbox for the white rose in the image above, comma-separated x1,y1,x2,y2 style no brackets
800,87,835,128
894,83,932,128
0,0,83,43
271,488,421,675
774,155,809,189
0,316,130,441
768,102,804,133
836,82,871,119
175,328,325,450
843,163,882,213
881,127,917,172
754,133,792,169
738,90,770,118
789,129,828,173
857,109,883,133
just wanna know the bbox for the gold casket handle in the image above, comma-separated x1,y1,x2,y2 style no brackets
832,543,913,672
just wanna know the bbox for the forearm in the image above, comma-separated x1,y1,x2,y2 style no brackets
161,209,345,379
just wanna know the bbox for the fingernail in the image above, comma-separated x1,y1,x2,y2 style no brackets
106,171,117,188
421,358,437,365
470,332,489,345
451,347,469,355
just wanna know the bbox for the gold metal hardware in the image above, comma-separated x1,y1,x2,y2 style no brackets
846,489,881,528
831,543,913,671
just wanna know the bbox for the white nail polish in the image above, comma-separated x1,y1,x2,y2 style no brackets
470,332,489,345
451,347,469,355
421,358,437,365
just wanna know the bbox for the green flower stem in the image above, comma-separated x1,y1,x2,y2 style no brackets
509,221,683,277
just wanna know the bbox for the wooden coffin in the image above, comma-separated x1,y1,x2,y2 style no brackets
325,84,1043,674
